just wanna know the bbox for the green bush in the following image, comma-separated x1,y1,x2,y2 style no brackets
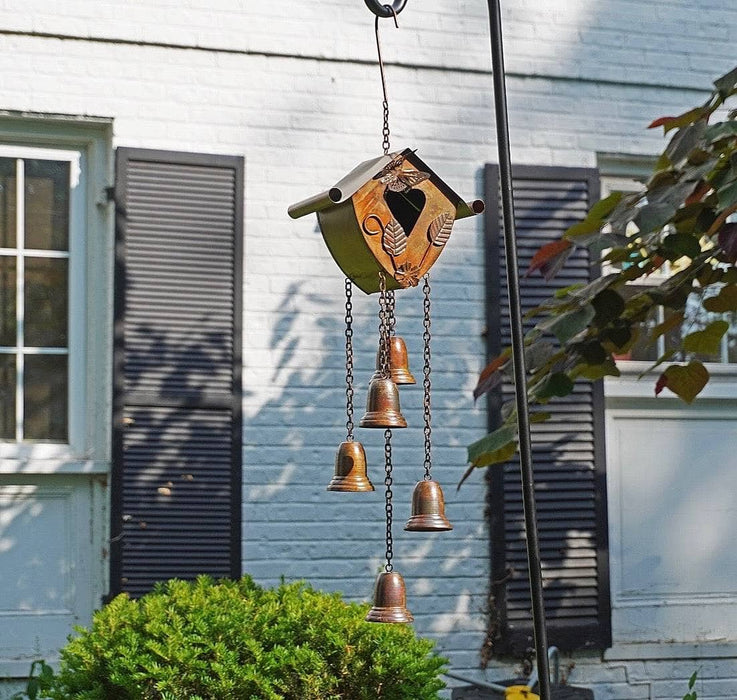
44,576,447,700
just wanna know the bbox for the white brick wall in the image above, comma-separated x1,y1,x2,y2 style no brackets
0,1,735,695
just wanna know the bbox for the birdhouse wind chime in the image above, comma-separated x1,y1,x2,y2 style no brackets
288,6,483,623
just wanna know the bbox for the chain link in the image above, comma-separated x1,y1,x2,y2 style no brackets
422,275,433,480
344,278,355,441
378,272,390,378
384,428,394,572
387,290,396,337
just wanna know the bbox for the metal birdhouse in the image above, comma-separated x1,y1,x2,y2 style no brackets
288,148,484,294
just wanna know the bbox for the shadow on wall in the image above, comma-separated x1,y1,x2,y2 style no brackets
241,265,491,656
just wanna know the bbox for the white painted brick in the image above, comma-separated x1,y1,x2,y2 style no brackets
0,1,735,690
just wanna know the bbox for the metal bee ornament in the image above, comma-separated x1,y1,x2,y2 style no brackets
288,148,483,294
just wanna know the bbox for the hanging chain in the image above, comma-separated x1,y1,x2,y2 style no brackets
344,278,355,441
387,290,396,337
374,14,397,155
422,275,433,480
384,428,394,572
378,272,390,378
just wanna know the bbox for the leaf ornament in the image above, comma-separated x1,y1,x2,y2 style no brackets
428,212,454,247
382,218,408,257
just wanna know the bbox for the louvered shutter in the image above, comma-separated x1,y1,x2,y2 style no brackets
484,164,611,654
111,149,243,597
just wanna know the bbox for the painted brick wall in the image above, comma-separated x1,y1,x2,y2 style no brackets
0,1,735,696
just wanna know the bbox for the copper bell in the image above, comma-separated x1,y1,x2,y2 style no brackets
365,571,414,623
373,336,416,385
327,441,374,492
405,480,453,531
359,376,407,428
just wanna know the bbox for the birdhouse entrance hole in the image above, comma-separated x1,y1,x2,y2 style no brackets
384,188,426,239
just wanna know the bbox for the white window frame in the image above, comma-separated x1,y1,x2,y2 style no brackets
0,120,113,474
0,146,85,458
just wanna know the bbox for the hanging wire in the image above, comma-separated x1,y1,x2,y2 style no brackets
422,274,433,480
344,278,355,441
374,12,398,155
384,428,394,572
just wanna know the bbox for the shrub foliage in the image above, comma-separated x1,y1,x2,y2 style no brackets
43,576,446,700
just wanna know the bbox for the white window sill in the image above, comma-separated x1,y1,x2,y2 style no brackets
605,362,737,400
0,459,109,474
605,641,737,661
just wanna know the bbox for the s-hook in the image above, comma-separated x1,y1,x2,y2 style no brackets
364,0,407,18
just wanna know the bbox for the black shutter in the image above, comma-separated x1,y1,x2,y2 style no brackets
111,149,243,597
484,164,611,654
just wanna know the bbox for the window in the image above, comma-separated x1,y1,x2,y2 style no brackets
0,146,86,458
599,171,737,366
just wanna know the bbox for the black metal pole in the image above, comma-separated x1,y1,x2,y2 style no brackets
486,1,551,698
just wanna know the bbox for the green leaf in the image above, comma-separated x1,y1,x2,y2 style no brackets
601,324,634,352
689,670,698,689
664,121,707,167
648,312,684,346
576,340,608,365
530,412,552,424
592,288,625,326
540,305,596,345
574,359,621,381
717,179,737,210
705,121,737,143
536,372,574,399
564,191,623,240
467,425,518,468
656,361,709,403
714,66,737,98
635,201,676,233
682,320,729,355
662,232,702,260
703,285,737,312
648,106,709,133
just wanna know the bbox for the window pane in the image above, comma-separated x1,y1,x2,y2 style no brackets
0,257,15,346
24,354,67,441
25,258,67,347
0,158,16,248
24,160,69,251
0,354,15,439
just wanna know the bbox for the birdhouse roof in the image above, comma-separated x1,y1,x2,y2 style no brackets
288,148,481,221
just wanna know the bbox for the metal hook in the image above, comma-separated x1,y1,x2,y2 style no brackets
364,0,407,19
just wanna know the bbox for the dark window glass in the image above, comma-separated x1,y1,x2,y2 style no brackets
25,258,67,347
0,256,15,346
24,354,67,441
0,354,15,439
24,160,69,251
0,158,16,248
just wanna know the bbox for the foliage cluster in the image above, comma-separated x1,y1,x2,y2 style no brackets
466,66,737,476
19,576,446,700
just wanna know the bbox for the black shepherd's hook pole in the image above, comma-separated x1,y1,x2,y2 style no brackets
487,1,551,698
